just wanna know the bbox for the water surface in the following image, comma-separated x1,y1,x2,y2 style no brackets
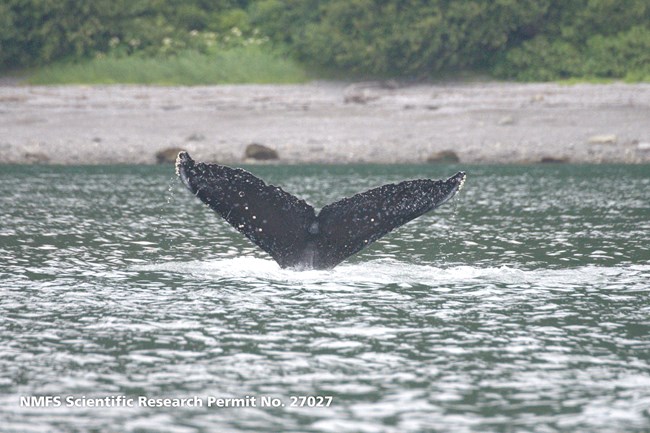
1,164,649,432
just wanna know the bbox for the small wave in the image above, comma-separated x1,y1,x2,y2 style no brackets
132,257,649,288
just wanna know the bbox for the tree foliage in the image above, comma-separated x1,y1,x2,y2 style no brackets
0,0,249,69
493,0,650,80
1,0,649,81
251,0,649,80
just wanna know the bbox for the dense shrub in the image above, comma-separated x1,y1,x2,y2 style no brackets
252,0,553,76
1,0,649,81
251,0,649,80
0,0,253,69
496,26,650,81
494,0,650,80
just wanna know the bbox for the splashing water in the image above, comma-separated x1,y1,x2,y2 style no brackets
0,164,649,433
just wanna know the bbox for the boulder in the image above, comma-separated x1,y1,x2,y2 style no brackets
426,150,460,163
344,91,379,104
24,152,49,164
588,134,617,145
343,83,381,104
155,147,185,164
186,133,205,142
245,143,279,160
498,115,515,125
539,156,568,163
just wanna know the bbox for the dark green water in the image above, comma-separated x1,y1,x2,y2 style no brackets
1,164,649,433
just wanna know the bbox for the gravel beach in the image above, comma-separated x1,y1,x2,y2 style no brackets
1,81,649,165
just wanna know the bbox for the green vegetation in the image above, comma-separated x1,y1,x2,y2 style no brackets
28,47,307,85
2,0,649,84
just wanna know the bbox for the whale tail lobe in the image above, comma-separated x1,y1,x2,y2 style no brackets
176,151,465,269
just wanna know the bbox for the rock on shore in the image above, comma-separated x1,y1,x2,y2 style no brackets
0,81,649,164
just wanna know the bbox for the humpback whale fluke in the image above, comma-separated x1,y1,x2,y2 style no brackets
176,151,465,270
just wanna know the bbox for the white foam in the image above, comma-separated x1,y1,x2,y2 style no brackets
132,257,649,288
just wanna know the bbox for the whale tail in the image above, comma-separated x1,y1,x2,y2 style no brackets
176,151,465,269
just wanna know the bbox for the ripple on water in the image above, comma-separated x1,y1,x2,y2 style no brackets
1,164,649,432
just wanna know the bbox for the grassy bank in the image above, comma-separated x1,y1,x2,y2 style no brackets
27,47,307,85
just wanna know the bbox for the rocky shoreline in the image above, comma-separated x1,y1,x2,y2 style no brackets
1,81,649,165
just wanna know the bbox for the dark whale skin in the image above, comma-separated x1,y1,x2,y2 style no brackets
176,151,465,269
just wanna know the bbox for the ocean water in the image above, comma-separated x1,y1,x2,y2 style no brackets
0,164,649,433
